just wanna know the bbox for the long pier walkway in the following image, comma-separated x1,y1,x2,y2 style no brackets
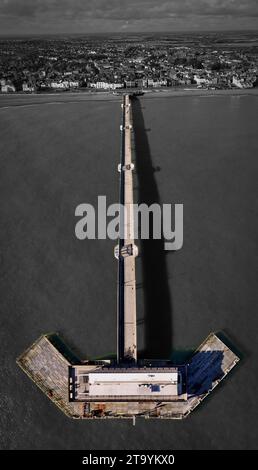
116,95,138,362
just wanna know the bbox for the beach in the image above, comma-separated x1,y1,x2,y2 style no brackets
0,87,257,109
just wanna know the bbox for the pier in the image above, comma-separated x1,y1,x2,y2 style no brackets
17,95,240,420
116,94,137,362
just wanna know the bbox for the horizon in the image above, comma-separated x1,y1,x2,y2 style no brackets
0,29,257,39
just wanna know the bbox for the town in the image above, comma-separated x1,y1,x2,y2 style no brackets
0,31,258,94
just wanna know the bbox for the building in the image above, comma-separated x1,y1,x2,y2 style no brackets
71,368,182,401
50,81,69,89
69,81,79,88
91,82,123,90
22,82,35,93
125,80,137,88
194,74,208,86
232,76,243,88
1,82,16,93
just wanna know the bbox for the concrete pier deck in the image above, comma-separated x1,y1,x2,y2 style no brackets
17,332,239,419
17,334,83,418
117,94,137,362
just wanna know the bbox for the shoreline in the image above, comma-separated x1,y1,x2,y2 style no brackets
142,87,258,99
0,87,257,109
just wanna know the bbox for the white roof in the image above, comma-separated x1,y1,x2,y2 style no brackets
78,371,179,397
89,372,178,383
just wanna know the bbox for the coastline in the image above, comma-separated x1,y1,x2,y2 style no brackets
0,87,257,109
142,87,258,99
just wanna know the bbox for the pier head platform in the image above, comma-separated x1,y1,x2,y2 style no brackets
17,332,239,420
17,95,239,420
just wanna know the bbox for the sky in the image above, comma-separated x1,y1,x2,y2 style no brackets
0,0,257,35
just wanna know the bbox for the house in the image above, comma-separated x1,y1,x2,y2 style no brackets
1,82,16,93
125,80,136,88
50,81,69,89
92,82,123,90
232,76,243,89
194,75,208,86
22,82,35,93
69,81,80,88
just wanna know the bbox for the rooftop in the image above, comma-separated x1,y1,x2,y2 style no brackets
74,370,180,399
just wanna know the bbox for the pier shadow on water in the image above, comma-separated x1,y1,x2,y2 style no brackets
131,98,173,359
